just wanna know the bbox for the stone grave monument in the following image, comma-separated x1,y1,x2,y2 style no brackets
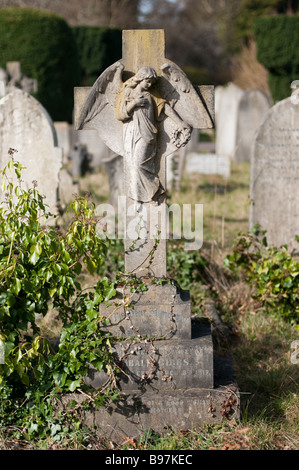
102,151,124,210
0,87,62,215
74,29,239,441
215,82,244,160
250,87,299,252
0,61,38,96
235,89,272,163
186,152,231,179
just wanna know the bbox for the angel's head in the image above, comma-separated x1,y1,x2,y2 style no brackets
126,66,157,90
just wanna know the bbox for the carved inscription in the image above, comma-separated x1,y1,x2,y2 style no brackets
250,98,299,250
257,127,299,181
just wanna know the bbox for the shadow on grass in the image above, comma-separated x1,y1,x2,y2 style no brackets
230,332,298,421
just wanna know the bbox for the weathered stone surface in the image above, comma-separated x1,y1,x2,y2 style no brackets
54,122,71,165
85,321,213,391
215,82,244,159
64,354,239,442
102,152,124,209
0,88,62,213
235,89,272,162
58,168,79,208
186,152,230,179
88,387,239,442
74,29,214,278
71,29,238,440
100,283,191,340
250,94,299,251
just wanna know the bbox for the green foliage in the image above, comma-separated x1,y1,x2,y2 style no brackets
0,7,80,122
233,0,299,43
167,241,207,290
224,226,299,324
254,15,299,101
181,66,210,86
72,26,122,86
0,150,117,404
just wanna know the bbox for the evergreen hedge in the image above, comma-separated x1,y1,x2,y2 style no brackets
254,15,299,102
0,7,80,122
72,26,122,86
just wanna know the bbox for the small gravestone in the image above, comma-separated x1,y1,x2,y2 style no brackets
167,129,199,191
102,152,124,209
250,89,299,252
186,152,230,179
73,29,239,441
215,82,244,160
71,129,111,170
6,61,38,95
235,89,272,162
54,122,72,165
0,87,62,214
58,169,79,209
69,142,93,181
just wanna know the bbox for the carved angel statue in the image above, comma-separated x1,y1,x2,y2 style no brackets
77,61,210,203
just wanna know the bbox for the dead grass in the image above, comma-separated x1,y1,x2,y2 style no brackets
230,40,270,95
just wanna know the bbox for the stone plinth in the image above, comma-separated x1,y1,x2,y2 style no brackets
85,321,214,391
66,350,239,442
73,284,240,442
100,283,191,340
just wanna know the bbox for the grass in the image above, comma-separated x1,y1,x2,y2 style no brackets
172,161,251,253
1,160,298,450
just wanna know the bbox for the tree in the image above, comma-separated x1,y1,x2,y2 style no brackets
233,0,299,44
0,0,140,27
141,0,243,84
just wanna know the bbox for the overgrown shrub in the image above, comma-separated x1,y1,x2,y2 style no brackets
72,26,122,86
0,7,80,122
224,226,299,324
254,15,299,102
0,150,117,401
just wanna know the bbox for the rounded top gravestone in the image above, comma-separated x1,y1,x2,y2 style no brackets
0,87,62,214
250,93,299,252
235,89,272,163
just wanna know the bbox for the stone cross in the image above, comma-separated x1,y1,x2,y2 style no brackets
0,62,38,96
74,29,214,277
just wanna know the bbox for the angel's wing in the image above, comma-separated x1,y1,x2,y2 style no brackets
160,62,214,130
76,61,125,156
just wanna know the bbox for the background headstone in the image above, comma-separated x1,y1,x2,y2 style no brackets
58,168,79,209
6,61,38,95
54,122,72,165
186,152,230,179
102,152,124,210
235,89,272,162
250,93,299,252
215,82,244,160
0,87,62,213
71,129,111,170
166,129,199,191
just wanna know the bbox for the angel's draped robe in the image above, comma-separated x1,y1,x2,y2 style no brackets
116,84,166,203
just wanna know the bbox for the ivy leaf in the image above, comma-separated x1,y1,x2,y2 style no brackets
104,285,116,302
53,371,67,388
12,278,22,296
51,424,62,436
29,243,42,265
67,379,81,392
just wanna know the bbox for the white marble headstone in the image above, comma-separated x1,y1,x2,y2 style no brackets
250,93,299,252
0,88,62,213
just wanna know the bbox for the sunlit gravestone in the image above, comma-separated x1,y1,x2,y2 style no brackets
74,29,239,440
